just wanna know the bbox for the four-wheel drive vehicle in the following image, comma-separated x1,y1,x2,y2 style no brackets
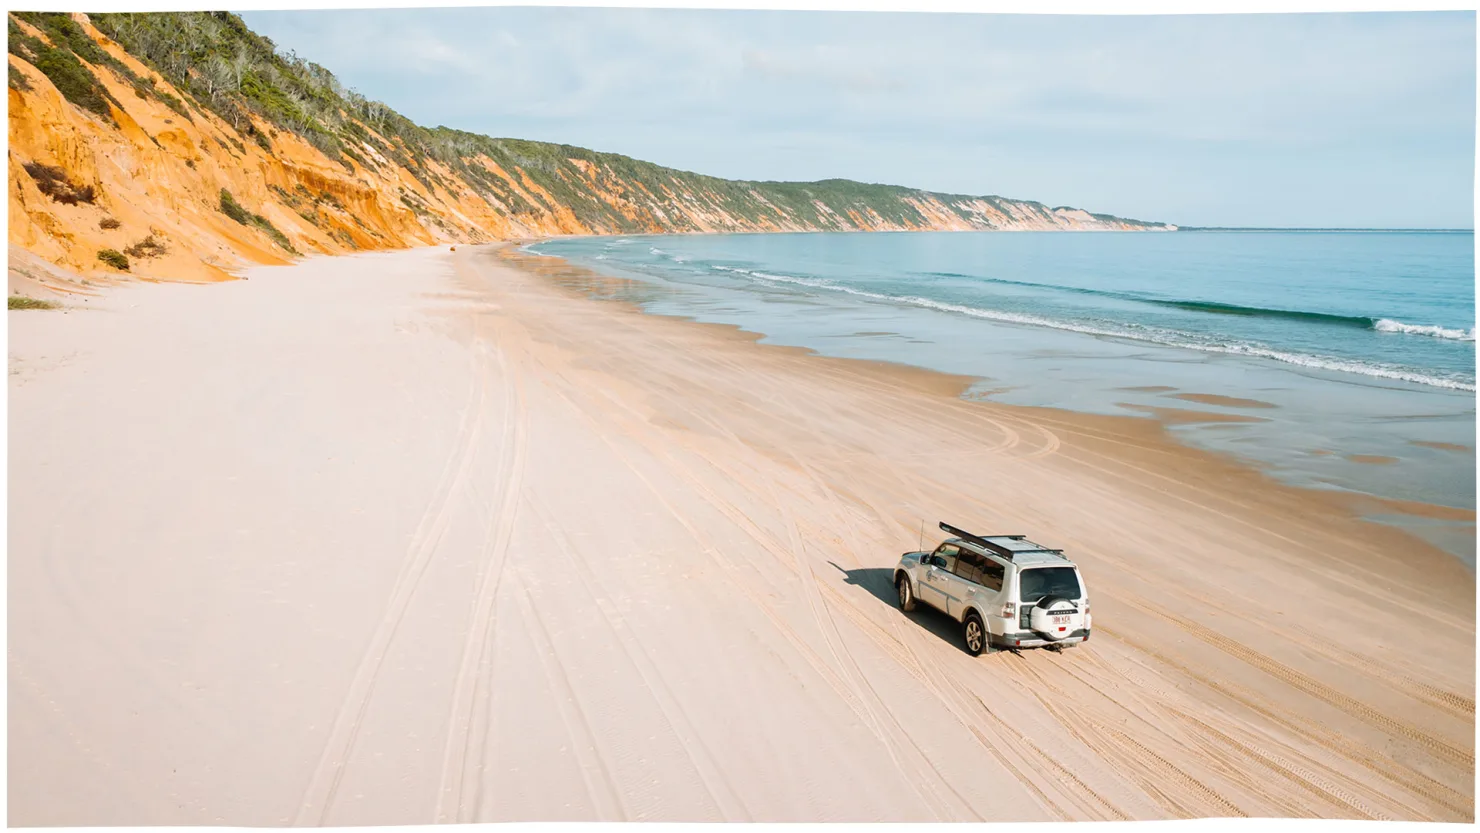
894,522,1091,656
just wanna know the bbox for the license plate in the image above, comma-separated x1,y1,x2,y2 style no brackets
1052,615,1071,625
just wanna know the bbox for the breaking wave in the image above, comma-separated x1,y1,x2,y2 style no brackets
921,271,1471,339
717,265,1475,391
1373,319,1475,341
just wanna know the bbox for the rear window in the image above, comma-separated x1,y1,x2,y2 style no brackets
1019,567,1082,603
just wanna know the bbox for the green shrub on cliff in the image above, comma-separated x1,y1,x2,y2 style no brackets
8,16,116,122
7,13,185,125
97,248,129,271
218,188,297,254
9,295,58,310
218,188,251,225
91,12,343,160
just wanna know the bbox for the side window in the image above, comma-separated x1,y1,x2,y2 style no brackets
980,558,1006,592
932,543,960,572
953,550,985,585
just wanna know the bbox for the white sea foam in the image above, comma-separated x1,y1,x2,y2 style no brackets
1373,319,1476,341
728,268,1476,392
517,242,562,259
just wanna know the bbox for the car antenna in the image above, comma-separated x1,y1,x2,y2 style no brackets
918,518,924,552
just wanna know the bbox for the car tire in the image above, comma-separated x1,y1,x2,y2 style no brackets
896,575,917,612
963,611,989,656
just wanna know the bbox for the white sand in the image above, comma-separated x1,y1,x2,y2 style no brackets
9,245,1474,824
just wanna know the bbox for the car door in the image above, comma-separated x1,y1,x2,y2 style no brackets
946,549,989,619
976,556,1010,634
920,544,960,611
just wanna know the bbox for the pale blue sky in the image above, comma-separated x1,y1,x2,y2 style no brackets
239,8,1475,228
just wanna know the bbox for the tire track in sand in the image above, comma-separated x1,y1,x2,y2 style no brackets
739,421,1125,821
1125,599,1474,771
1169,706,1388,820
594,388,984,821
525,496,753,821
1005,654,1249,819
508,567,630,820
772,477,982,822
434,342,530,823
1301,641,1475,720
293,338,493,825
784,454,1126,821
1114,630,1473,820
530,370,959,819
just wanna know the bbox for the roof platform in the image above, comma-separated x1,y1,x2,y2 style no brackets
939,521,1065,561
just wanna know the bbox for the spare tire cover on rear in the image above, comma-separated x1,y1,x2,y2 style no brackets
1028,596,1080,641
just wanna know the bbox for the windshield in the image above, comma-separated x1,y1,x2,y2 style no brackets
1019,567,1082,603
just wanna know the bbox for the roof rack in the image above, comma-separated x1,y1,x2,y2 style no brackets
939,521,1064,560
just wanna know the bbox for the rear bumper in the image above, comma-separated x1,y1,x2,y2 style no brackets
992,629,1089,649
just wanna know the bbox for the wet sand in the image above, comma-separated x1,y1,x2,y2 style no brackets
1172,393,1280,409
9,244,1474,824
1114,403,1273,424
1414,440,1475,454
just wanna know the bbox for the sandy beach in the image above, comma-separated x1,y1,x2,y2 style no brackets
8,243,1474,824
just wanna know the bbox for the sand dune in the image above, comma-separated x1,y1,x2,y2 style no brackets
8,245,1474,824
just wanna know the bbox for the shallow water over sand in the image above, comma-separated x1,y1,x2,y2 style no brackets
528,231,1476,562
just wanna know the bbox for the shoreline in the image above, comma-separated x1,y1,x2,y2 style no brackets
504,241,1477,566
10,243,1473,823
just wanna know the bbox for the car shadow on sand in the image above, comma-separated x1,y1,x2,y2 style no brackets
829,562,976,655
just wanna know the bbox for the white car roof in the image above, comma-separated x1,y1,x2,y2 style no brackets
1006,550,1074,567
948,537,1073,567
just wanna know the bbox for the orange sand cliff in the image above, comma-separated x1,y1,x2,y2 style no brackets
8,15,541,287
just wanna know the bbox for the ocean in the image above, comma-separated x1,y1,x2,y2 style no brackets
525,230,1476,562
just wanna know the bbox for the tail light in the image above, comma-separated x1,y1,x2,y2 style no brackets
1001,602,1016,618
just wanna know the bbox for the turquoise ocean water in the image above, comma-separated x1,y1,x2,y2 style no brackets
526,231,1476,562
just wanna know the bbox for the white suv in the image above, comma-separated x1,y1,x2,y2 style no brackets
894,522,1091,656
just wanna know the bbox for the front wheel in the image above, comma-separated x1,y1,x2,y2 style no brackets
896,576,917,612
963,612,989,656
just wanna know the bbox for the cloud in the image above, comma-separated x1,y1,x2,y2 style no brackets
740,47,908,93
400,31,487,76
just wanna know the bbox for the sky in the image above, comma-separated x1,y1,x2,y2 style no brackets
238,8,1476,229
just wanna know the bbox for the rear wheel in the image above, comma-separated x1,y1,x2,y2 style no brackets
963,612,988,656
896,576,917,612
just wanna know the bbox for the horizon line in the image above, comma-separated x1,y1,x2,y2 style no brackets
1175,226,1474,232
